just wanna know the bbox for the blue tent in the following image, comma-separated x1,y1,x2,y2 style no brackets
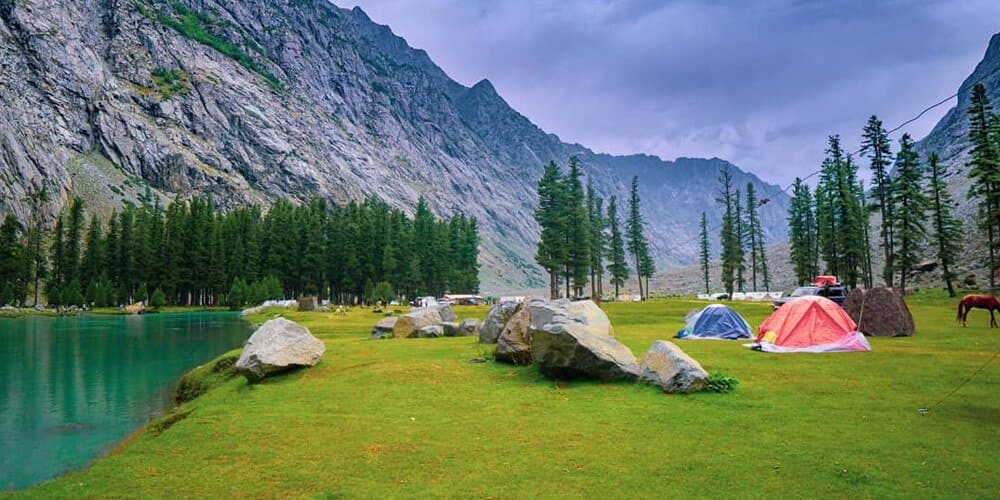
676,304,752,340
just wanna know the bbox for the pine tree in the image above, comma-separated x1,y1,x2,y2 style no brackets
717,165,738,298
860,115,895,287
926,152,964,297
966,82,1000,289
788,178,818,285
564,156,591,298
47,214,65,305
63,197,85,289
891,133,929,296
586,180,606,301
535,161,565,299
626,176,650,300
80,215,105,301
606,196,629,299
0,214,23,305
699,212,711,294
734,188,747,292
23,184,50,306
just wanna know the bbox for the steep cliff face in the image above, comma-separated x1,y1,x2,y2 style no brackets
0,0,789,291
916,33,1000,216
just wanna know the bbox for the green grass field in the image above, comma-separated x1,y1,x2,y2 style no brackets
15,296,999,498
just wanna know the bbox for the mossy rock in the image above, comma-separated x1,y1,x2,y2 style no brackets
175,349,241,404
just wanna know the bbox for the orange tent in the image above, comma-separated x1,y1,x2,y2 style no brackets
754,296,870,352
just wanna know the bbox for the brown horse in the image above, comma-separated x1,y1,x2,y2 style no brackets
957,294,1000,327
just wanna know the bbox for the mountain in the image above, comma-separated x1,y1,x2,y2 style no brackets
0,0,789,292
915,33,1000,217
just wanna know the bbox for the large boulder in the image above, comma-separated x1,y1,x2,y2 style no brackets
393,306,446,338
436,303,457,322
528,298,571,331
441,321,461,337
459,318,480,337
371,316,398,340
236,318,325,382
638,341,708,393
416,325,445,338
495,303,533,365
567,300,613,336
531,318,639,381
480,301,520,343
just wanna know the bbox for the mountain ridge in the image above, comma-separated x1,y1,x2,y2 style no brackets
0,0,789,292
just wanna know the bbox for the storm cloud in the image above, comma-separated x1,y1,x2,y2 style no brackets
343,0,1000,186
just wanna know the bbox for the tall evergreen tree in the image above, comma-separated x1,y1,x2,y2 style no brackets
535,160,567,299
891,134,928,296
860,115,895,287
744,183,769,291
788,178,818,285
586,180,606,301
926,152,963,297
733,188,746,292
699,212,710,294
966,82,1000,289
626,175,650,300
563,156,591,298
717,165,738,298
0,214,25,305
606,196,629,299
23,184,50,306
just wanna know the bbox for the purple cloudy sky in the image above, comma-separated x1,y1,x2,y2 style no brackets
343,0,1000,187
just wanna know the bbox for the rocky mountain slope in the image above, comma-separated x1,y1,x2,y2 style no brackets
0,0,789,292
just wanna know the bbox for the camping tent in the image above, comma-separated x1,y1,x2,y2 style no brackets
750,296,870,353
677,304,752,340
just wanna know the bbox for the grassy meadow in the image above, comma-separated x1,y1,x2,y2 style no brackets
14,295,999,498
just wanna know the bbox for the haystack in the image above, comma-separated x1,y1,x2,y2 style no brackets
844,287,914,337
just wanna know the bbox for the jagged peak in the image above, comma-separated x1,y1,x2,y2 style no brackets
471,78,497,94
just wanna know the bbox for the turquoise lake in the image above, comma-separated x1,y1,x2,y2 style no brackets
0,312,252,491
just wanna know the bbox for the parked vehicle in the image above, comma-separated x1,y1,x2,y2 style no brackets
773,284,847,309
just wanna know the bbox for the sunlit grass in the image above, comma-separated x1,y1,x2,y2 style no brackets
15,298,999,498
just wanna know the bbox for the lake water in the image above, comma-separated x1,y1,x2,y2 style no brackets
0,312,252,491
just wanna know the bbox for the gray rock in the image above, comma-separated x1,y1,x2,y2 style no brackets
528,298,571,331
458,318,479,337
441,321,461,337
531,320,639,382
392,306,445,338
566,300,614,336
495,303,532,365
436,303,457,322
370,316,397,340
480,301,519,344
638,341,708,393
416,325,444,338
236,318,325,382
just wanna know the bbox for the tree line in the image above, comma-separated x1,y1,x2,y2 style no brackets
534,156,655,300
708,165,772,296
0,191,480,307
783,83,1000,296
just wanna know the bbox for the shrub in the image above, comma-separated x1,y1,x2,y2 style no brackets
704,371,739,393
149,288,167,309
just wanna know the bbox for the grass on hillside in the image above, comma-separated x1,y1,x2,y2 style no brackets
14,297,999,498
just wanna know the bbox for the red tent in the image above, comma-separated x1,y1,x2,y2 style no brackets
754,296,870,352
813,275,839,286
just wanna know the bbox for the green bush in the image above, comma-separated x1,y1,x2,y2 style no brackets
704,371,739,393
149,288,167,309
151,67,189,99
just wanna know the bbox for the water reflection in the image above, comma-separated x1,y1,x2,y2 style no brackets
0,312,251,490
